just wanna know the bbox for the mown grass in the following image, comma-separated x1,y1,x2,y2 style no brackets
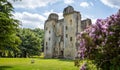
0,58,79,70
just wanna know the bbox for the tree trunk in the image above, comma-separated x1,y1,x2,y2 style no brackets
23,51,27,58
0,52,2,57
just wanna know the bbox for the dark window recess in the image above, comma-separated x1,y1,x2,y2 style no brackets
49,31,51,34
66,26,68,30
70,19,72,25
54,25,55,27
46,47,48,50
66,34,68,38
49,38,51,41
46,42,47,46
70,37,72,41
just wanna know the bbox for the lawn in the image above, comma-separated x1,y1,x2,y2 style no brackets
0,58,79,70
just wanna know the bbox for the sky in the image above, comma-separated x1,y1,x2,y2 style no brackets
9,0,120,29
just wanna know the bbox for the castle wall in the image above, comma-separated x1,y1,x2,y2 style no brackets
44,20,56,58
44,6,91,59
63,12,81,59
53,19,64,58
81,19,91,30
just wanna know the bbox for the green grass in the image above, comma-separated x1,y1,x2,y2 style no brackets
0,58,79,70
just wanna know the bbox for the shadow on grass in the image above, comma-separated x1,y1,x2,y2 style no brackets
30,56,74,62
0,66,13,70
58,59,74,62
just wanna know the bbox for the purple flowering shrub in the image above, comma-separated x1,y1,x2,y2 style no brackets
76,10,120,70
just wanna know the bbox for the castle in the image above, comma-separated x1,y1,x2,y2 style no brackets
44,6,91,59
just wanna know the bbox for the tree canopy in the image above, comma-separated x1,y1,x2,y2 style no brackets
0,0,44,58
17,28,43,57
0,0,20,48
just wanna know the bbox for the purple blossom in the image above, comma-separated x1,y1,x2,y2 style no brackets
101,42,105,46
80,63,86,70
76,9,120,70
109,32,114,35
89,33,96,38
105,38,107,43
79,39,86,47
98,35,102,39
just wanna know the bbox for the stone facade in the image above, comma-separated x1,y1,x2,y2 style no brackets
44,6,91,59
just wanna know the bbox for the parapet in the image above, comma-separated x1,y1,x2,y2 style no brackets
81,18,92,30
63,6,74,16
82,18,91,23
47,13,59,21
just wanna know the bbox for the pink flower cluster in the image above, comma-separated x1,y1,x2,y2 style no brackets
77,10,120,60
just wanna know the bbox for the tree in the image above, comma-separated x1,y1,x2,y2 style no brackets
0,0,21,57
76,10,120,70
17,28,42,58
32,28,44,52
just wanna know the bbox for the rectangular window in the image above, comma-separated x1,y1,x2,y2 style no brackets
70,37,72,41
66,26,68,30
49,38,51,41
46,47,48,50
49,31,51,34
46,42,47,46
70,19,72,25
66,34,68,38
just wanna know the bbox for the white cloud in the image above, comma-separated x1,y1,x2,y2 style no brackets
9,0,60,9
91,18,97,24
80,2,89,8
100,0,120,8
44,10,63,19
14,12,46,29
13,10,63,29
64,0,74,4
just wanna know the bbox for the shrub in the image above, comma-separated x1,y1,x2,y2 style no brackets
75,10,120,70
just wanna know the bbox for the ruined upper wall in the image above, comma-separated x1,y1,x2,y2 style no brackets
44,13,59,28
81,18,91,30
45,13,59,22
63,6,79,16
63,6,74,14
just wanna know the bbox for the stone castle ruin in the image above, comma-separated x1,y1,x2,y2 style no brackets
44,6,91,59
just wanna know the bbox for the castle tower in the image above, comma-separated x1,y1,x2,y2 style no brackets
44,6,91,59
63,6,81,59
44,13,58,58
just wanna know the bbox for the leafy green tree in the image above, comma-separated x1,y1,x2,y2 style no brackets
17,28,42,58
32,28,44,52
0,0,21,57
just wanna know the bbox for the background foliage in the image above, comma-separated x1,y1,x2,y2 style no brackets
0,0,44,58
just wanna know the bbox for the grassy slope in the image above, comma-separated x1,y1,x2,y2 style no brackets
0,58,79,70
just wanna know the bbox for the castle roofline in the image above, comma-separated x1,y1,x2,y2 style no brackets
63,5,80,16
81,18,91,22
47,13,59,21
